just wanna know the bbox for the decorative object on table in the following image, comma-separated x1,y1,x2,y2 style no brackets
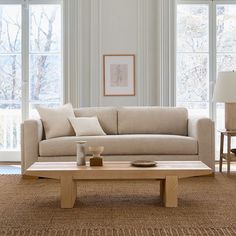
131,160,157,167
213,71,236,130
76,141,87,166
103,54,135,96
231,148,236,156
89,146,104,166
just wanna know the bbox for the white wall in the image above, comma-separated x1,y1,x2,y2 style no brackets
72,0,160,107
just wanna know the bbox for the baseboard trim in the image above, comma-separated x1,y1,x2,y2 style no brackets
0,161,21,165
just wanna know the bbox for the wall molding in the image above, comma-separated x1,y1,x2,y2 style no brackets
159,0,176,106
90,0,101,106
87,0,155,107
76,0,159,107
78,0,84,107
63,0,80,107
137,0,149,106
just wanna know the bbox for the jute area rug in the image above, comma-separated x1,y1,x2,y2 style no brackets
0,174,235,236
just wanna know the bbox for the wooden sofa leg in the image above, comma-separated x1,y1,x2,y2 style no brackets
22,174,39,180
206,172,215,177
195,172,215,177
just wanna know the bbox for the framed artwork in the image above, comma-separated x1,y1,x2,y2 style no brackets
103,54,135,96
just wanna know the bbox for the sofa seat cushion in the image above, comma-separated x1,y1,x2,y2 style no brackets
39,134,198,157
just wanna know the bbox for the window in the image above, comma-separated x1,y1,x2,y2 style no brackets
0,1,62,158
176,4,209,117
176,1,236,158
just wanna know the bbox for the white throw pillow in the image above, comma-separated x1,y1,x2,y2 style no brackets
69,116,106,136
36,103,75,139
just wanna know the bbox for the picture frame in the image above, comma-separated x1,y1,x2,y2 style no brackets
103,54,135,96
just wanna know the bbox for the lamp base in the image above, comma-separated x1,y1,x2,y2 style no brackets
225,103,236,130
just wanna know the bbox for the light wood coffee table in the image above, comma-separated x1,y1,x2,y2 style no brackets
25,161,212,208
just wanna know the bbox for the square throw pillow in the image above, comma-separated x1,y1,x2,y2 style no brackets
69,116,106,136
36,103,75,139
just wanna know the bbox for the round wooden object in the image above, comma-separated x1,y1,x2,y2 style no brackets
131,160,157,167
231,148,236,156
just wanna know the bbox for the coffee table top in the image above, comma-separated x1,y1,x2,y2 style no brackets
25,161,212,180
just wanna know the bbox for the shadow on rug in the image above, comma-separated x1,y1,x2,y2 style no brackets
0,174,235,235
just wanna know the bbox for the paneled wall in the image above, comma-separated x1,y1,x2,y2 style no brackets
64,0,160,108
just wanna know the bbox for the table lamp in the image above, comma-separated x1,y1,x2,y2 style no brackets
213,71,236,130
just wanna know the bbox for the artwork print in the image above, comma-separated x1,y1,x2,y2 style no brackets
103,55,135,96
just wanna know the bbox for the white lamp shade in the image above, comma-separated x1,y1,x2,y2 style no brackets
213,71,236,102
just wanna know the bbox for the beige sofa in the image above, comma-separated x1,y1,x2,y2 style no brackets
21,106,215,174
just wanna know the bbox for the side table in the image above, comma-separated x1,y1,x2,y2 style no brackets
219,129,236,174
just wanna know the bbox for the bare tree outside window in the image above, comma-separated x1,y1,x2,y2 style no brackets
29,5,62,115
0,5,21,150
176,4,209,116
0,6,21,105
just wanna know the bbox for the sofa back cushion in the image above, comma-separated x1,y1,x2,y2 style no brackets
74,107,117,134
36,103,75,139
118,107,188,135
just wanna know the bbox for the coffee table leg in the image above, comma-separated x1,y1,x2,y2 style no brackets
160,176,178,207
60,176,77,208
160,179,165,203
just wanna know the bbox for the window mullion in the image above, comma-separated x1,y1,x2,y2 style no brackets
21,2,29,121
209,1,214,119
211,2,217,121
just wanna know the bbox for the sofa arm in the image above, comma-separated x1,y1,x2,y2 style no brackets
188,117,215,171
21,119,43,174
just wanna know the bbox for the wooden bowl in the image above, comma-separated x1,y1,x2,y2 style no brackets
88,146,104,157
131,160,157,167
